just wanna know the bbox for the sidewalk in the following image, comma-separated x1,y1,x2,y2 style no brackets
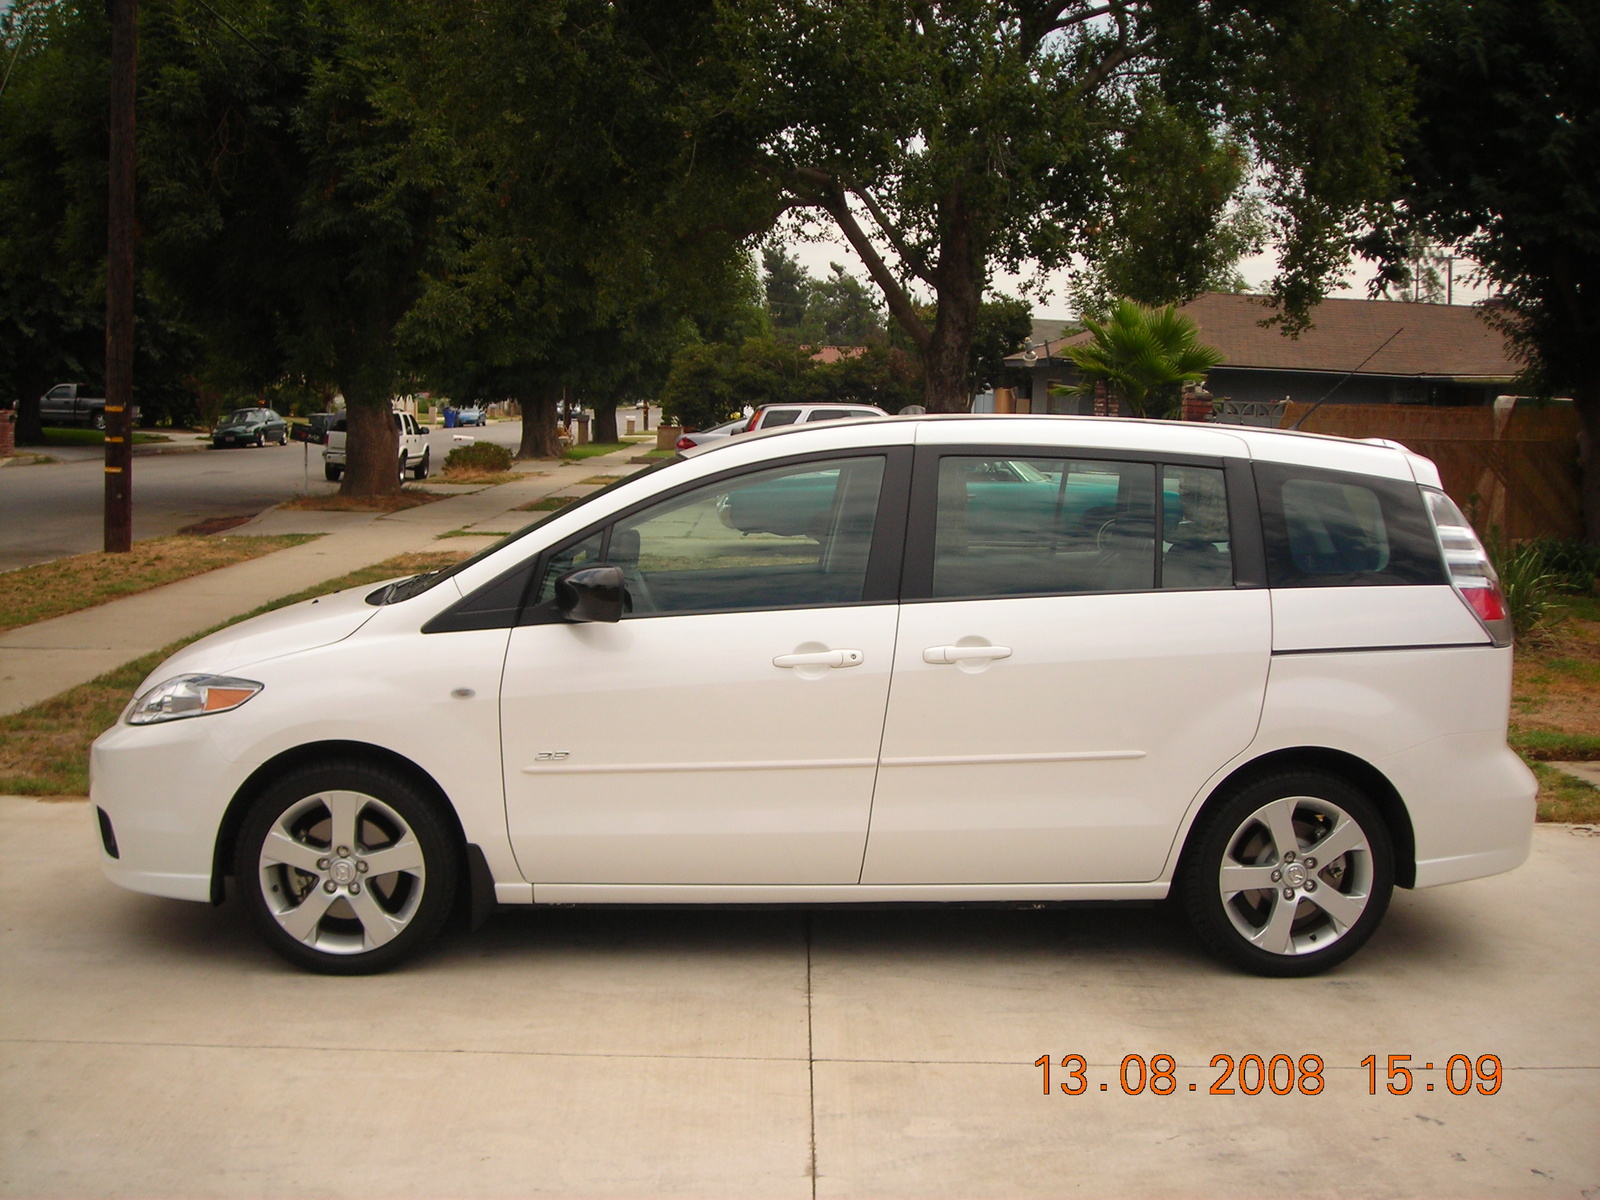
0,448,645,716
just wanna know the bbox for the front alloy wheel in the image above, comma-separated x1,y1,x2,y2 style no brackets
1180,772,1393,977
237,763,457,973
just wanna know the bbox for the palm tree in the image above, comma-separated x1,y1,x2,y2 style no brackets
1061,300,1223,418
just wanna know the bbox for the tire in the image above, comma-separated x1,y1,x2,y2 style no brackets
1178,771,1394,977
412,448,430,480
278,431,288,445
399,453,409,484
324,463,342,482
235,761,459,975
92,411,107,431
255,432,265,448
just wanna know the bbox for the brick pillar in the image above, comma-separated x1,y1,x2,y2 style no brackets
1181,395,1213,421
0,407,15,457
1093,380,1111,417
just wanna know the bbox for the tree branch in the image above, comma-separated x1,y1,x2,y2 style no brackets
788,167,931,353
844,179,935,287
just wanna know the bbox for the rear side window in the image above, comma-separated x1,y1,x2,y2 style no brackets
1255,463,1445,587
805,409,852,422
759,409,800,428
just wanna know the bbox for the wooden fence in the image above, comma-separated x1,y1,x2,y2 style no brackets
1279,403,1584,542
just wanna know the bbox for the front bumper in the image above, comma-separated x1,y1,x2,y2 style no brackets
90,717,250,903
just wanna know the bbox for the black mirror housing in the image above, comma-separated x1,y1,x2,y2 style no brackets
555,565,626,623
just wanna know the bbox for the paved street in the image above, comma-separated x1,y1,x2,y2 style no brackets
1,803,1594,1198
0,421,527,572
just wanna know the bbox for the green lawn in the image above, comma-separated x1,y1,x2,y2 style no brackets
41,427,170,446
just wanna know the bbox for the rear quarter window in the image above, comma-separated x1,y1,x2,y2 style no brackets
1255,462,1445,587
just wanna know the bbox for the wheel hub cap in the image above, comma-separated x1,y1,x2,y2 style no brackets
1282,861,1307,888
329,857,358,885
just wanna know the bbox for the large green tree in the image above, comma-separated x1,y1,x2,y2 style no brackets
386,0,765,459
712,0,1412,411
1364,0,1600,540
139,0,441,495
0,1,199,440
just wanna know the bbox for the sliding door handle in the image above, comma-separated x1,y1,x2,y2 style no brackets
774,649,865,669
923,644,1012,665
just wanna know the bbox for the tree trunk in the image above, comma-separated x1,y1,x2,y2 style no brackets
591,399,618,445
920,187,984,414
517,386,563,459
339,399,400,496
1576,384,1600,545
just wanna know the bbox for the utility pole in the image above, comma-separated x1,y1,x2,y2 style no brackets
104,0,136,552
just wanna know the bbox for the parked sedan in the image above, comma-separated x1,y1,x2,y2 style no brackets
674,417,750,451
212,407,288,448
92,415,1532,977
454,405,487,426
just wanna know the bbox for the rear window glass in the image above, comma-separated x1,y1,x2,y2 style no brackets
1255,463,1445,587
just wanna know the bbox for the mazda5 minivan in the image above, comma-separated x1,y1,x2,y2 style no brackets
91,415,1534,975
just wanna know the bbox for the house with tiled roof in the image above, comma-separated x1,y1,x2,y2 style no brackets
1004,292,1520,414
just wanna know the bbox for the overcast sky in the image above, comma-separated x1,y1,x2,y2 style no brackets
781,223,1492,322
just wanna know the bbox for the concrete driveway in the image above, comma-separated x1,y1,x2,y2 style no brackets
2,799,1595,1198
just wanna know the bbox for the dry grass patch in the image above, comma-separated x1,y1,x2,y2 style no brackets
1509,594,1600,821
438,469,522,485
1511,595,1600,764
514,495,577,513
1528,763,1600,824
578,474,628,486
0,550,470,797
0,535,317,636
278,490,442,513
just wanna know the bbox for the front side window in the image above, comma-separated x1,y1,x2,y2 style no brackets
1256,462,1445,587
931,456,1157,598
536,457,885,617
47,385,71,399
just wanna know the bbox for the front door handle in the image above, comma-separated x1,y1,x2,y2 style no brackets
773,649,864,669
923,644,1013,665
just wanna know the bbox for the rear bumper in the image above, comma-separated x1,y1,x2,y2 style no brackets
1380,732,1536,888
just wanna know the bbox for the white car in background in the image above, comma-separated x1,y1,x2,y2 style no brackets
92,415,1532,976
323,410,431,482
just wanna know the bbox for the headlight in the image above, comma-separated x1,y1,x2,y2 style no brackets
127,674,263,725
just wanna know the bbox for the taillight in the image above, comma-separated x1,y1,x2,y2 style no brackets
748,409,765,430
675,435,694,450
1423,489,1512,647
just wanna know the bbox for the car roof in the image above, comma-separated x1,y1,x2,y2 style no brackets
683,412,1423,482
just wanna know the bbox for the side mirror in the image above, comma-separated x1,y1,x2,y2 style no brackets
555,565,626,624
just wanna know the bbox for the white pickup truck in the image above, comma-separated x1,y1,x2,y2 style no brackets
323,410,431,482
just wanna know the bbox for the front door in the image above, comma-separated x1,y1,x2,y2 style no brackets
861,452,1271,884
501,452,905,884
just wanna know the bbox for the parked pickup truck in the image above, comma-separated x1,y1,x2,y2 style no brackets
38,383,139,429
323,409,431,482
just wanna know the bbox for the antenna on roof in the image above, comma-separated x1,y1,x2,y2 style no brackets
1289,326,1406,430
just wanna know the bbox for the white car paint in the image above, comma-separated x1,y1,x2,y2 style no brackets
90,413,1536,972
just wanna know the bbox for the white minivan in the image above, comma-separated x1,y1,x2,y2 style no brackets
91,416,1534,976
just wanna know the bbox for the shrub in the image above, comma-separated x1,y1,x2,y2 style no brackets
1487,534,1564,638
1521,537,1600,595
443,441,513,473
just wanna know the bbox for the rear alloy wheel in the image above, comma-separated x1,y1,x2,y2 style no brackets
236,763,458,974
324,463,342,482
1180,772,1393,977
92,411,107,431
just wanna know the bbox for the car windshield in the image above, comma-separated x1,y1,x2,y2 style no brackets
367,455,685,605
225,409,256,424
